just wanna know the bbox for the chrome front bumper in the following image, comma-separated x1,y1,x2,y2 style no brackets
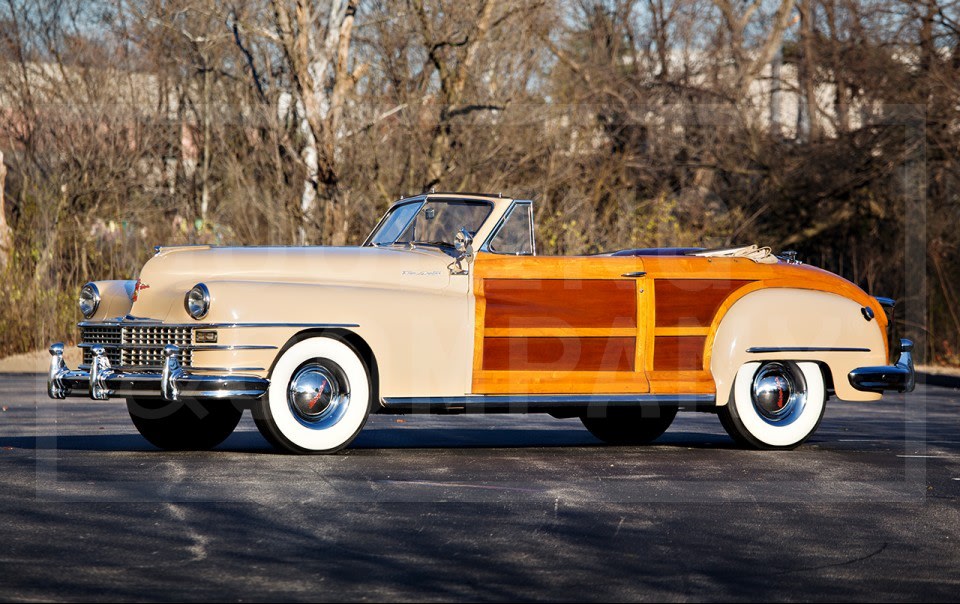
47,343,269,401
848,338,916,394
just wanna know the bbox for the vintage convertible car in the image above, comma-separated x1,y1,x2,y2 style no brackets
48,192,914,453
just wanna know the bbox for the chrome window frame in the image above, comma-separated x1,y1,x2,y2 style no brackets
480,200,536,256
362,198,425,247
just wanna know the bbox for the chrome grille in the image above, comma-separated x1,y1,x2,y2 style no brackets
80,326,123,366
81,325,193,369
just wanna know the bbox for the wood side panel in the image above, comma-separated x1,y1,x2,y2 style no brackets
654,279,754,327
483,337,635,372
640,256,880,312
484,279,637,328
471,253,884,397
653,336,707,371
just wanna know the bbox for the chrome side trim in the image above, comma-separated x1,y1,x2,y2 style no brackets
80,364,268,372
80,321,359,329
380,394,714,413
746,347,871,354
189,366,266,372
78,343,277,351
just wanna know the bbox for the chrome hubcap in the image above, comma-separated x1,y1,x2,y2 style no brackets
287,362,350,428
751,362,806,423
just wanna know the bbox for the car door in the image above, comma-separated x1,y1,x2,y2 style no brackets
471,253,650,395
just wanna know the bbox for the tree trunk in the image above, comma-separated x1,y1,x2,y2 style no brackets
798,0,820,141
0,151,10,272
270,0,358,245
32,184,68,289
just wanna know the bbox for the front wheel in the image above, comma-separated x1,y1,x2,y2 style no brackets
580,405,678,445
127,398,243,450
717,361,826,450
254,337,372,454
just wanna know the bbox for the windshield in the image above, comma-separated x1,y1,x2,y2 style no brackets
368,201,422,246
367,199,493,248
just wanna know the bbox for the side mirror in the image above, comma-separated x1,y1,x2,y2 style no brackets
449,228,474,275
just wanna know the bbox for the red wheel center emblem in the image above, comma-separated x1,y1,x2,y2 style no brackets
307,378,329,411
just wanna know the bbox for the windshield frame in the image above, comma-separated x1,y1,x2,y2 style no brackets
363,199,425,247
363,197,495,250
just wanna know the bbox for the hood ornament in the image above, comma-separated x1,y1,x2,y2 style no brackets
132,279,150,302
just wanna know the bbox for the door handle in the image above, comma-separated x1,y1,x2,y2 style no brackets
622,271,646,278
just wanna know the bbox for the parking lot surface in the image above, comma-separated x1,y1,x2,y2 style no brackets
0,373,957,601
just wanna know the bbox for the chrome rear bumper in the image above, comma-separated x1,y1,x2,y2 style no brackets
47,342,269,401
848,338,916,394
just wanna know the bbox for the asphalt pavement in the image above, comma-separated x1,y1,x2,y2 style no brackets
0,373,957,601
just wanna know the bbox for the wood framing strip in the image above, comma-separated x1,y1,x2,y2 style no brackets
654,326,709,337
484,327,637,337
473,371,651,394
647,370,716,394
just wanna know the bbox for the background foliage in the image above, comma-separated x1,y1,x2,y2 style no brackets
1,0,958,363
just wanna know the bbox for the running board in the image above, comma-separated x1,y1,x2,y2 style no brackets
379,394,716,414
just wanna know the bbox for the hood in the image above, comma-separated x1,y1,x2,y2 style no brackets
129,244,456,321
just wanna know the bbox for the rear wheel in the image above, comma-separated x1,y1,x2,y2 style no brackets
580,405,678,445
126,398,242,450
717,360,826,450
254,337,372,454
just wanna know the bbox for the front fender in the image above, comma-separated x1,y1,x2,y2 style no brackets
710,288,887,403
189,280,473,399
85,280,135,320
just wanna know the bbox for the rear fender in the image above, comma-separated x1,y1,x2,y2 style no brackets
710,288,887,403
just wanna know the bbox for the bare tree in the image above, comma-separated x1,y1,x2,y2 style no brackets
711,0,797,99
410,0,499,189
270,0,363,244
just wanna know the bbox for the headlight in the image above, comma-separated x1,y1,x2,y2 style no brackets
79,283,100,318
184,283,210,320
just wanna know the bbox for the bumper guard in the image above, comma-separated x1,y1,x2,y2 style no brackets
848,338,916,394
47,343,270,402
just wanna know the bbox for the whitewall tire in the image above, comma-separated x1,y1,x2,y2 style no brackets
718,361,826,450
255,337,372,454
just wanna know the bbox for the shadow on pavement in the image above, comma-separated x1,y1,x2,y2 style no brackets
0,428,736,452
